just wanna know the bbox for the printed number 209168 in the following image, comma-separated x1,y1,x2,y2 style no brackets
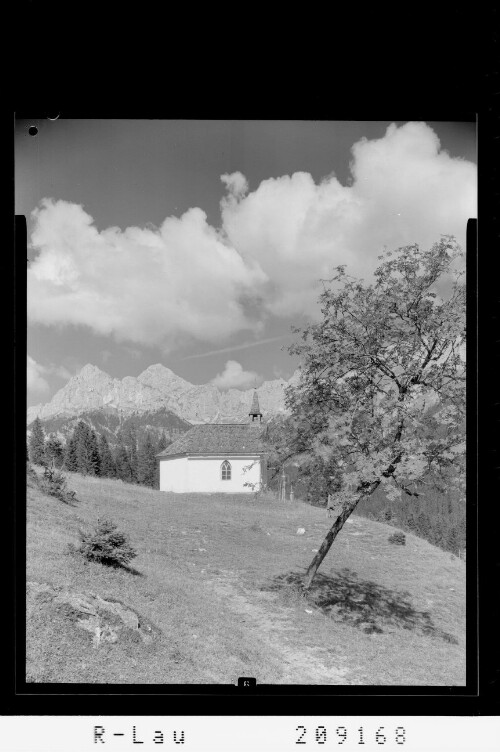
295,726,406,745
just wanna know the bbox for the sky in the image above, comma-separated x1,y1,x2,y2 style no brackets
16,119,477,407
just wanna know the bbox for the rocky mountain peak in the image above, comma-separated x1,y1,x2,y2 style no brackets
77,363,110,379
27,362,293,426
137,363,189,390
141,363,175,375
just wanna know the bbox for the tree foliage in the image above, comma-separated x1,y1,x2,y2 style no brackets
355,480,465,554
388,531,406,546
137,432,158,487
30,421,173,491
63,431,78,471
114,442,133,483
38,466,77,504
98,434,116,478
45,436,64,468
156,431,169,454
271,238,466,588
118,424,138,482
73,518,137,567
300,454,342,507
63,421,101,475
29,417,46,466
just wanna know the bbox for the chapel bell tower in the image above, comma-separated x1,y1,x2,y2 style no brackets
249,390,263,422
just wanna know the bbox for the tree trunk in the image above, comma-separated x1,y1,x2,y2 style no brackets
303,426,405,590
303,481,379,590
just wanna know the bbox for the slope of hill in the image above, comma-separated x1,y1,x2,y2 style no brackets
27,363,292,426
27,470,466,685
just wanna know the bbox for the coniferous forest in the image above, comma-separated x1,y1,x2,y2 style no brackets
28,418,170,490
353,483,466,558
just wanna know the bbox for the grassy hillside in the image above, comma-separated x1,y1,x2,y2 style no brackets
26,470,466,685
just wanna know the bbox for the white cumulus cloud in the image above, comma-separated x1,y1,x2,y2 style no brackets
28,201,268,351
52,364,74,380
27,122,476,348
27,355,50,393
220,121,476,317
211,360,263,391
27,355,76,395
220,171,248,199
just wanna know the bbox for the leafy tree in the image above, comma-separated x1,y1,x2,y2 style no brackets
63,432,78,471
78,425,101,476
431,520,445,547
88,428,101,475
446,525,459,554
66,421,101,475
119,424,138,482
129,441,138,482
156,431,169,454
63,421,101,475
28,417,46,466
98,434,116,478
457,516,466,550
406,513,417,532
38,466,77,504
300,454,342,507
271,238,466,589
70,422,86,471
114,442,133,483
417,511,431,538
388,531,406,545
137,432,158,487
45,436,64,468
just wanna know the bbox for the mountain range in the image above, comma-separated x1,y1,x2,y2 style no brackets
27,364,294,442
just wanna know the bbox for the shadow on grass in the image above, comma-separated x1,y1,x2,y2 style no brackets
67,547,145,576
55,495,79,507
108,562,145,577
85,557,145,577
263,569,458,644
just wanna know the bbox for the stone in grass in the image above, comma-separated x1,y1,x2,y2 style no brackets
29,582,157,648
296,528,306,535
388,531,406,546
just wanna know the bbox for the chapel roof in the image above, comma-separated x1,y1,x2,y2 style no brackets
156,422,266,458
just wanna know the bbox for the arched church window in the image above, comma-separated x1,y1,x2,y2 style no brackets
221,460,231,480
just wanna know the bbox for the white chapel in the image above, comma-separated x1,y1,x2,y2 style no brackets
156,391,267,493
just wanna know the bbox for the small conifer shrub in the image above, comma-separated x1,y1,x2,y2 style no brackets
74,518,137,568
388,531,406,546
38,466,77,504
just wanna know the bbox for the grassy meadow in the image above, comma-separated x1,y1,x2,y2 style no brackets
26,469,466,685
